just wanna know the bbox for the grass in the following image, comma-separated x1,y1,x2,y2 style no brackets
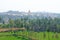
0,31,60,40
0,32,31,40
16,31,60,40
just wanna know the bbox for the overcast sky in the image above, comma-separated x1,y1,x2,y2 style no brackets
0,0,60,13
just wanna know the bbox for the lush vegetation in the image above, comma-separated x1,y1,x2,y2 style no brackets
0,16,60,32
0,16,60,40
0,31,60,40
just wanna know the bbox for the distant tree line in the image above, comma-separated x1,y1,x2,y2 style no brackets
0,16,60,32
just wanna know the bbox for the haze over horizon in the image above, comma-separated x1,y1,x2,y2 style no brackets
0,0,60,13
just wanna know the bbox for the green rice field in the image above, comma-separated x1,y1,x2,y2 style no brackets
0,31,60,40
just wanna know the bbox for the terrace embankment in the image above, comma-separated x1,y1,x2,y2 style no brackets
0,28,26,32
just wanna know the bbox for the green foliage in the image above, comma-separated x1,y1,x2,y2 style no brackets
0,16,60,32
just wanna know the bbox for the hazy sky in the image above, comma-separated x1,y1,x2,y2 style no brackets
0,0,60,13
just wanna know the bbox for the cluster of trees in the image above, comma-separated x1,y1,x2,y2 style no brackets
0,16,60,32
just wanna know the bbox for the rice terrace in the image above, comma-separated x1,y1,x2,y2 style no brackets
0,0,60,40
0,11,60,40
